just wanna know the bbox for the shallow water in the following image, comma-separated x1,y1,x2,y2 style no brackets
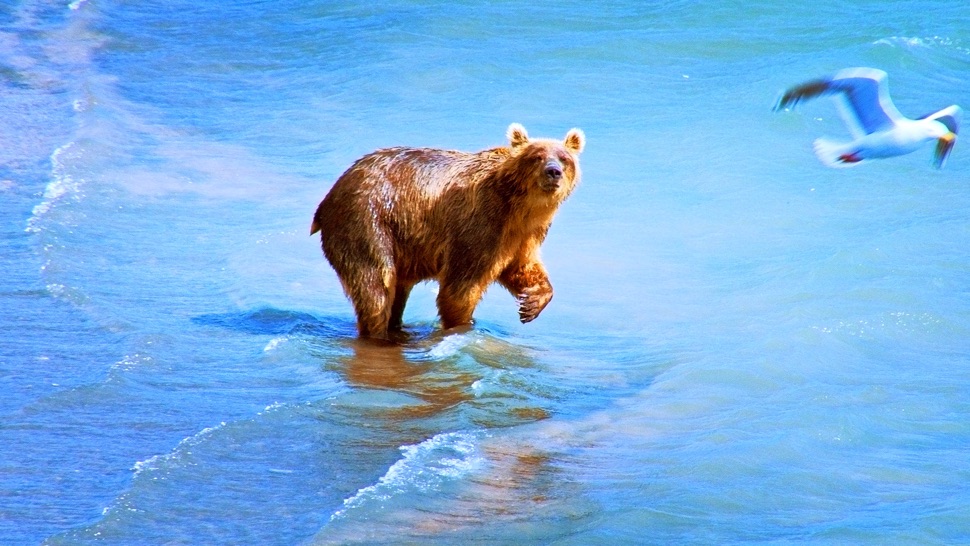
3,0,970,543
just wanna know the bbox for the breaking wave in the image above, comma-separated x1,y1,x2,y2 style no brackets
330,430,487,521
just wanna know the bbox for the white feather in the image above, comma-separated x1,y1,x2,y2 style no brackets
812,138,862,168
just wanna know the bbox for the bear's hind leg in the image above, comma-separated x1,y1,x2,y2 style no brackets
388,282,414,331
344,266,396,340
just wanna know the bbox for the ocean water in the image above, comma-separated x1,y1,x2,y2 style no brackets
2,0,970,543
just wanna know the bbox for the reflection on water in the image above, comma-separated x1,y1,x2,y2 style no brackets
336,339,476,420
300,326,597,543
319,326,559,429
314,430,597,545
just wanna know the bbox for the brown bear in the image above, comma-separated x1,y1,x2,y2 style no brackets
310,123,585,341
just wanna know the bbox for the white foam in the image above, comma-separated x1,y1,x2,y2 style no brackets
470,370,505,397
874,35,970,56
811,311,944,338
45,283,66,297
131,422,226,477
263,336,288,352
112,353,153,372
427,333,474,360
26,142,82,233
260,401,286,414
331,430,486,521
874,36,927,48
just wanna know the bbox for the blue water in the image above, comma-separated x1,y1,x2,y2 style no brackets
3,0,970,543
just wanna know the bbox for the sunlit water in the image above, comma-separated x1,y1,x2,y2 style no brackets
3,0,970,543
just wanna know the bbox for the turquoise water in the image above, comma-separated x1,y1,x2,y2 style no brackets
2,0,970,543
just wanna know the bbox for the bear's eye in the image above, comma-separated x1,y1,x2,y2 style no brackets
527,151,546,164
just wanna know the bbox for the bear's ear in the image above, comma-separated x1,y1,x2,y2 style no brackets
507,123,529,149
564,128,585,154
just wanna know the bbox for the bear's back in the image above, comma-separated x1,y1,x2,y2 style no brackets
313,145,514,274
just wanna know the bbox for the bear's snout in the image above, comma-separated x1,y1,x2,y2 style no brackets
543,159,563,190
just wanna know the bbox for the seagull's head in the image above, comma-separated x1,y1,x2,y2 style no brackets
920,106,961,169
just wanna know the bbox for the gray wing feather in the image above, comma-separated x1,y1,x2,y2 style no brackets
827,68,905,135
775,67,905,136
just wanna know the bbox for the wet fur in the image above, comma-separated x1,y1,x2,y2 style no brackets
311,123,585,340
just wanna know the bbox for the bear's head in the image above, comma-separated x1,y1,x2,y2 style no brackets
502,123,585,200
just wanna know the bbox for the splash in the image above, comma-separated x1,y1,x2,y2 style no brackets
263,336,289,352
426,333,477,360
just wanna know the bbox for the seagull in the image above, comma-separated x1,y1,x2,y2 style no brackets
774,67,961,169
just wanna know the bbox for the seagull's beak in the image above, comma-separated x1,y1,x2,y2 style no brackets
934,132,957,169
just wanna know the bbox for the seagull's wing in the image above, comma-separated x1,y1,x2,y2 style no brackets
921,104,962,135
829,68,906,135
775,79,836,110
775,68,905,137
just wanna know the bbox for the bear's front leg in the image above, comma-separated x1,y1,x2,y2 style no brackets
500,262,553,324
436,281,484,330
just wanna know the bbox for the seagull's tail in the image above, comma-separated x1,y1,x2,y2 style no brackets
813,138,863,168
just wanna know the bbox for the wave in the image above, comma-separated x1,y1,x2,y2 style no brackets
425,332,477,359
130,400,295,480
873,35,970,56
329,430,486,522
313,428,596,544
872,35,970,67
810,310,950,340
25,141,83,234
130,422,227,479
192,307,355,338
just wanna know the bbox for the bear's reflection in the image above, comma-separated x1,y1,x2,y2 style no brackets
336,333,477,420
328,326,549,425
